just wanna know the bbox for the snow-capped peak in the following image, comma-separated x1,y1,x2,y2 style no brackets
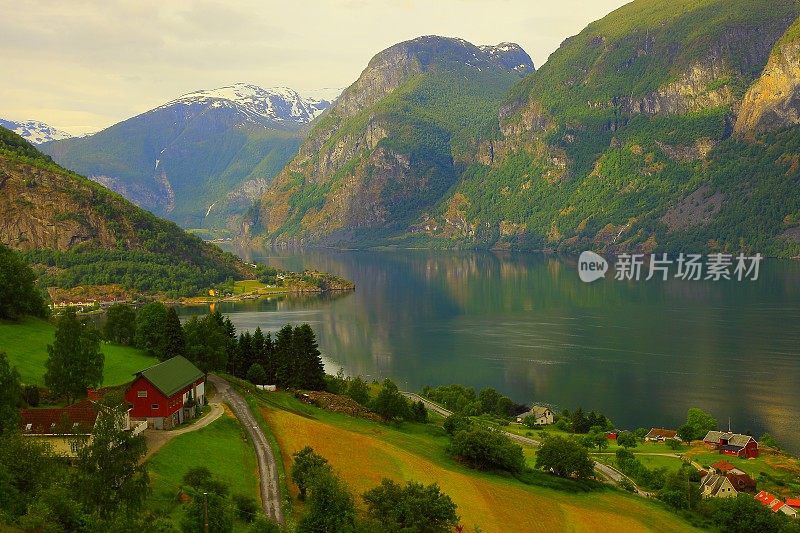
0,118,73,144
161,83,331,124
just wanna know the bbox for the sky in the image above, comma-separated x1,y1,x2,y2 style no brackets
0,0,630,134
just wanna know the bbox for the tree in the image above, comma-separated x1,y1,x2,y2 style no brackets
134,302,169,359
292,324,326,390
103,303,136,345
535,435,594,479
44,309,104,404
273,325,294,387
362,479,459,533
373,379,410,422
680,408,718,441
443,414,472,436
410,400,428,423
182,466,228,497
706,494,790,533
291,446,332,501
759,433,779,449
232,493,259,523
73,401,149,518
347,376,370,406
450,428,525,473
247,363,268,386
0,244,48,321
184,313,229,373
181,491,233,533
666,438,682,451
616,431,638,449
582,427,609,451
658,467,700,510
297,469,356,533
163,307,185,359
0,352,20,436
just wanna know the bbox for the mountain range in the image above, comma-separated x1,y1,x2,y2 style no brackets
251,0,800,257
40,84,332,234
0,118,73,144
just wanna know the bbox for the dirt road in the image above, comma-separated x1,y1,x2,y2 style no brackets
208,374,284,524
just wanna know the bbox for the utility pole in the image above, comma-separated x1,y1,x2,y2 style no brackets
203,492,209,533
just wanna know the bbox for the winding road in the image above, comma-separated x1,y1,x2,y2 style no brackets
208,374,284,524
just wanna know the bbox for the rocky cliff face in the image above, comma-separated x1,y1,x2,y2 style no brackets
736,23,800,137
255,35,534,245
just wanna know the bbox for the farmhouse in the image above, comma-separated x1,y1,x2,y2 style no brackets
703,431,759,458
709,460,757,493
700,473,738,498
516,405,554,425
18,395,145,458
124,356,205,430
644,428,680,442
756,491,799,518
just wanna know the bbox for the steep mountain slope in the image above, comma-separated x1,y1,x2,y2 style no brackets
0,126,252,296
41,84,331,233
254,36,534,246
414,0,800,256
0,118,72,144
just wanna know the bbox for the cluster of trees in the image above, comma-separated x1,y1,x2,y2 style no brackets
555,407,613,434
421,384,525,419
535,435,595,480
45,309,105,403
0,244,48,321
0,395,155,531
104,302,327,390
326,374,427,424
291,446,459,533
677,407,718,442
179,466,278,533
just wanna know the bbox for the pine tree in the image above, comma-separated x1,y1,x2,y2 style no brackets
236,331,253,378
44,309,104,404
163,307,185,359
293,324,325,390
274,325,294,388
263,332,276,385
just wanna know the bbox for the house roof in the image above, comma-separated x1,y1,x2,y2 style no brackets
645,428,677,439
520,405,551,419
756,491,778,507
785,498,800,508
727,473,756,491
20,398,99,435
703,431,756,447
701,473,735,496
135,356,204,398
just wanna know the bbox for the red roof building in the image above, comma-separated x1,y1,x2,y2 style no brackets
786,498,800,509
755,491,799,518
124,356,205,430
703,431,759,458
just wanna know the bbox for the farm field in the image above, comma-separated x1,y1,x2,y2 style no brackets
258,392,697,533
145,413,260,528
0,317,156,386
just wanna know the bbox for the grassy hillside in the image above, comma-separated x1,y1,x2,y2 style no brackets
0,126,255,296
0,317,156,386
145,414,259,528
255,391,696,532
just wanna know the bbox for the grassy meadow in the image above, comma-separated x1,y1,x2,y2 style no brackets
0,317,156,386
254,390,697,533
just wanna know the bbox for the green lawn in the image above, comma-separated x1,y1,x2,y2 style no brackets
146,415,260,528
0,317,156,386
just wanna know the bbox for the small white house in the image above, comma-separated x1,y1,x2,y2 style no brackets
516,405,554,425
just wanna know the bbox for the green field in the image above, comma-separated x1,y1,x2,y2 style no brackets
0,317,156,386
248,390,698,532
145,414,259,527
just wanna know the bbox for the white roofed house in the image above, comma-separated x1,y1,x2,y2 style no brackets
700,472,739,498
516,405,554,426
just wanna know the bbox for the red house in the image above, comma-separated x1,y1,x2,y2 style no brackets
703,431,759,458
124,356,205,430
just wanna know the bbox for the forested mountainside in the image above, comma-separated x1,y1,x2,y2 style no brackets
252,36,534,246
0,126,253,296
41,84,330,235
252,1,800,257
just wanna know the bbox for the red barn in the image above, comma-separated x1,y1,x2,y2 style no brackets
125,356,205,430
703,431,759,458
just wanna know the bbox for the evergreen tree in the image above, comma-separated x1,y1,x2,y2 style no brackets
102,303,136,345
293,324,325,390
163,307,185,359
0,352,21,436
246,363,267,386
184,314,229,373
273,325,294,388
263,332,276,384
133,302,169,359
237,331,254,379
44,309,103,404
0,244,48,321
252,327,265,365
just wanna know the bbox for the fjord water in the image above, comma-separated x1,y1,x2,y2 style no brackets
181,248,800,452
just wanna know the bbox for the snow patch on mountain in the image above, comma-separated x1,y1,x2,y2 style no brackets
0,118,73,144
160,83,331,125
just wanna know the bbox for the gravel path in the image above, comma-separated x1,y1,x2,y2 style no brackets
208,374,284,524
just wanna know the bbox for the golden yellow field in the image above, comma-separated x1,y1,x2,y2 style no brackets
263,407,696,533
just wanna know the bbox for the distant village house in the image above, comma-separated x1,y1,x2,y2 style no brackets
124,356,205,430
516,405,554,426
756,491,799,518
703,431,759,458
699,460,757,498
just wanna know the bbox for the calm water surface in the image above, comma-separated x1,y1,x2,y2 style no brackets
178,248,800,452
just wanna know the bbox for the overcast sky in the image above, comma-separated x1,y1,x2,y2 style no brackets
0,0,629,134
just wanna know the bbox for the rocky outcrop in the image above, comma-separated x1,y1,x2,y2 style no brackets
736,28,800,137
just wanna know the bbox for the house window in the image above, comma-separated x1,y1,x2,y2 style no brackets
70,442,80,453
137,390,147,398
25,423,32,432
151,403,159,410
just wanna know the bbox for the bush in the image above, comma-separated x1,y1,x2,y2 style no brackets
232,493,259,523
450,428,525,473
442,414,472,436
182,466,229,497
535,435,594,479
246,363,268,386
